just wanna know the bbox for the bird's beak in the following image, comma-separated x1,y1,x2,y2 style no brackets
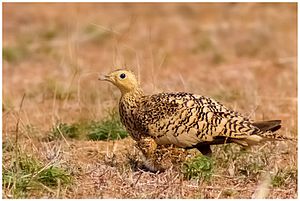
98,74,111,81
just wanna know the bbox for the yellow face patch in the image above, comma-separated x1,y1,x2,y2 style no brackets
101,69,140,94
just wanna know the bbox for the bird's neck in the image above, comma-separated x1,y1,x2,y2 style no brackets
120,87,144,107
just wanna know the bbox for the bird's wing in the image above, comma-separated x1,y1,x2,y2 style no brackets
135,92,260,148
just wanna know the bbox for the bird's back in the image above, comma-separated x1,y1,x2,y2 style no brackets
131,92,283,148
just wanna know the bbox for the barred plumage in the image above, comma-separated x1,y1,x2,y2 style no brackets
100,69,292,169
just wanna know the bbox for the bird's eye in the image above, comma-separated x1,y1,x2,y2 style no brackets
119,73,126,79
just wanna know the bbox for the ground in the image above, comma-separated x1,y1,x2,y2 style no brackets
2,2,297,199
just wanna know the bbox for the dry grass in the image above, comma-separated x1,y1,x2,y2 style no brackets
2,2,297,198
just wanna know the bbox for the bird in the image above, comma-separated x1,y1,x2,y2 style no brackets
138,144,189,172
99,69,293,170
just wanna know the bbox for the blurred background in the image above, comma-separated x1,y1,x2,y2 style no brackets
3,3,297,125
2,3,297,198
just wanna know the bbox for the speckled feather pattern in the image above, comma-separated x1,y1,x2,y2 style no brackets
119,91,277,147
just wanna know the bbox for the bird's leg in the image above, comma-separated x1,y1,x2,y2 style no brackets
194,144,212,156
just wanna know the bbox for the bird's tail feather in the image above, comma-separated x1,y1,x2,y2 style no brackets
253,120,282,132
254,119,295,141
233,120,296,146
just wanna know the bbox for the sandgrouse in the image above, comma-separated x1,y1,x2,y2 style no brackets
100,69,292,171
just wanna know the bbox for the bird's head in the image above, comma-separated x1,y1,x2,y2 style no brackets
99,69,140,95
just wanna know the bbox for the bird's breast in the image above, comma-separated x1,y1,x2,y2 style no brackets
119,99,143,140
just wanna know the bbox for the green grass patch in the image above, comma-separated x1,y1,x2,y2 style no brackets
271,168,297,187
182,155,214,180
86,110,128,141
50,122,81,140
48,110,128,141
3,153,72,198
